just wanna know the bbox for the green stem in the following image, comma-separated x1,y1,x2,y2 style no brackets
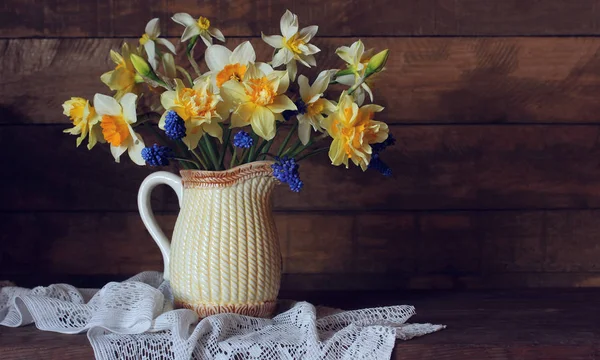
282,138,302,158
250,139,269,162
173,157,200,168
131,111,160,128
230,147,237,169
277,123,298,157
132,116,155,128
172,141,196,170
296,147,328,162
261,152,278,160
186,36,202,77
239,148,250,165
196,139,212,170
288,133,329,158
143,120,167,144
348,77,366,96
247,132,259,162
189,147,209,170
202,136,220,170
257,139,274,160
227,141,234,161
187,53,201,78
218,126,232,168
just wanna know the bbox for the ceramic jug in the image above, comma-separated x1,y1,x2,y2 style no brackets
137,161,281,318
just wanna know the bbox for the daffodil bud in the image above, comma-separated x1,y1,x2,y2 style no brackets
130,53,163,84
365,49,389,77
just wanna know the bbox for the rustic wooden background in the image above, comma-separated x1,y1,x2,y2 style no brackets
3,0,600,290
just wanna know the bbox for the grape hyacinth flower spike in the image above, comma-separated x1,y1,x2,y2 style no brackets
142,144,174,166
271,156,304,192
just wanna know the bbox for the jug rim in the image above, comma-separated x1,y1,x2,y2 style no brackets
180,160,276,188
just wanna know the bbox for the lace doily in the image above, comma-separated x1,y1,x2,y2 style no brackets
0,272,445,359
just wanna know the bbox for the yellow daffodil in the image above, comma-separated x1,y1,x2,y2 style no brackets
321,92,389,170
62,97,103,150
261,10,320,81
101,43,143,100
94,93,146,165
139,18,176,70
205,41,256,89
172,13,225,46
296,71,336,145
159,78,228,150
336,40,375,105
221,63,296,140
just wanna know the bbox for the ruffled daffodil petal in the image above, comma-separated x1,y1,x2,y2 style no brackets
159,77,225,149
172,13,225,46
93,93,146,165
62,97,102,150
261,9,320,81
223,63,296,140
321,92,388,170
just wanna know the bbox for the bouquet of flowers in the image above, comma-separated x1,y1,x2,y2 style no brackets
62,10,394,192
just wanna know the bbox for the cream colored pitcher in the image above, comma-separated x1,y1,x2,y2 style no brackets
137,161,282,318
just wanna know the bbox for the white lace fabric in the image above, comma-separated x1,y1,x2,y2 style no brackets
0,272,445,359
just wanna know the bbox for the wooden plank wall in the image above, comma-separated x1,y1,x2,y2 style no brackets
3,0,600,289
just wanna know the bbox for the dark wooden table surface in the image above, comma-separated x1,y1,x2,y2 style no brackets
2,289,600,359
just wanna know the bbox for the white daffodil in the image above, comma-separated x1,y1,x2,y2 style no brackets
94,93,146,165
221,63,296,140
172,13,225,46
296,71,336,145
205,41,256,89
261,10,320,81
336,40,371,74
139,18,176,70
335,40,375,105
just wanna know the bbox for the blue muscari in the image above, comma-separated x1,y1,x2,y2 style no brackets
371,133,396,153
164,110,186,140
233,131,254,148
282,99,307,121
368,153,392,177
369,133,395,176
272,156,303,192
142,144,174,166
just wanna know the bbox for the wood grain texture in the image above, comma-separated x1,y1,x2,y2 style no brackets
0,126,166,212
0,326,93,360
435,0,600,36
5,37,600,125
3,0,600,295
5,211,600,290
2,290,600,359
2,0,600,37
4,124,600,212
0,0,168,38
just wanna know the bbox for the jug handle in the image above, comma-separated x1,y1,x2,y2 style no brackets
137,171,183,281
